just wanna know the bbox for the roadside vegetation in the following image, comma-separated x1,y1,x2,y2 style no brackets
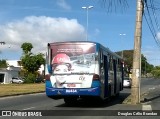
0,83,45,97
116,50,160,78
0,43,46,97
0,42,45,83
20,42,45,83
151,66,160,78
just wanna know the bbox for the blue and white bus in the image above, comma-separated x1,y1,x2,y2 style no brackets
45,41,124,104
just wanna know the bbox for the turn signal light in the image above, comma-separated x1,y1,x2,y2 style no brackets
93,74,99,80
45,74,51,80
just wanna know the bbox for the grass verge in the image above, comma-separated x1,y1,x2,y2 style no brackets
0,83,45,97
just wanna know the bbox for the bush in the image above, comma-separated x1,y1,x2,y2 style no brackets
151,69,160,78
24,73,36,83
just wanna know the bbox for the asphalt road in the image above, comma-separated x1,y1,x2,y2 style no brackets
0,78,160,119
140,78,160,111
140,78,160,94
0,91,132,110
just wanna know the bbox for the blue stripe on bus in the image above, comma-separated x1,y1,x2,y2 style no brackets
47,65,52,73
46,80,101,96
91,81,100,87
45,80,52,88
46,87,100,96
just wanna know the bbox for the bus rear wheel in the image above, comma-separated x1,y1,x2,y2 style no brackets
64,97,78,105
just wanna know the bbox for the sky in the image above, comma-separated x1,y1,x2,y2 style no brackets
0,0,160,66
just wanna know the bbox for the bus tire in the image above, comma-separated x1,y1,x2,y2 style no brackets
120,83,122,91
116,93,119,97
108,84,111,97
64,97,78,105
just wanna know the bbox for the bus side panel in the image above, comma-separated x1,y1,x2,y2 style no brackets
117,60,123,91
113,59,117,94
104,55,109,98
121,62,124,90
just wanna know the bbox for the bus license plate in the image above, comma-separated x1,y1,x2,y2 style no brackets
67,83,76,87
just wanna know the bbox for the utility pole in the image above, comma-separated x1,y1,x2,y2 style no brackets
131,0,144,104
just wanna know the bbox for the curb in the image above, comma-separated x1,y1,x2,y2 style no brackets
123,85,160,104
140,85,160,103
0,91,45,98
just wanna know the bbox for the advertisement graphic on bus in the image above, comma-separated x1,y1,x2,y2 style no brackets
49,43,98,88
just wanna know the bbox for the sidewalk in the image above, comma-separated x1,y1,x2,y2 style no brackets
140,84,160,103
123,84,160,106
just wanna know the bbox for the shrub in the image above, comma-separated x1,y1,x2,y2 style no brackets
24,73,36,83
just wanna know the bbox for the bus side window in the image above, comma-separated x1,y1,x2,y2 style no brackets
109,56,113,71
100,51,103,63
117,59,121,72
100,51,104,68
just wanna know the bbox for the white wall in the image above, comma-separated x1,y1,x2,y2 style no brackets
7,60,44,75
6,60,21,67
0,70,19,84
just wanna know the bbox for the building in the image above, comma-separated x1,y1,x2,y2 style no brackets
0,60,44,84
6,60,44,73
0,67,19,84
6,60,22,68
0,60,21,84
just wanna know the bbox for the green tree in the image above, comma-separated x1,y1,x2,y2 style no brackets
116,50,133,73
141,54,154,76
21,42,45,83
21,53,45,73
21,42,33,54
116,50,154,75
151,66,160,78
0,60,8,68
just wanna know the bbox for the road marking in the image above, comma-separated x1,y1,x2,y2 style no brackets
142,105,152,111
149,87,155,90
22,107,35,110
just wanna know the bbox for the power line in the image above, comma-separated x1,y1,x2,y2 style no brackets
143,13,160,48
153,0,160,6
100,0,129,13
149,0,160,31
144,0,160,49
147,5,160,11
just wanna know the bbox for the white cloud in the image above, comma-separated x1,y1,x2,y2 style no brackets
56,0,71,10
0,16,85,54
157,32,160,41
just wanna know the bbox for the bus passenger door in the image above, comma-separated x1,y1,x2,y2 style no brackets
104,55,108,98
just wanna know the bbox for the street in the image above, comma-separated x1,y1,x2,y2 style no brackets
0,78,160,119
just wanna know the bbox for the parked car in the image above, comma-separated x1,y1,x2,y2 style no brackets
123,77,132,88
11,77,24,84
35,77,45,83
